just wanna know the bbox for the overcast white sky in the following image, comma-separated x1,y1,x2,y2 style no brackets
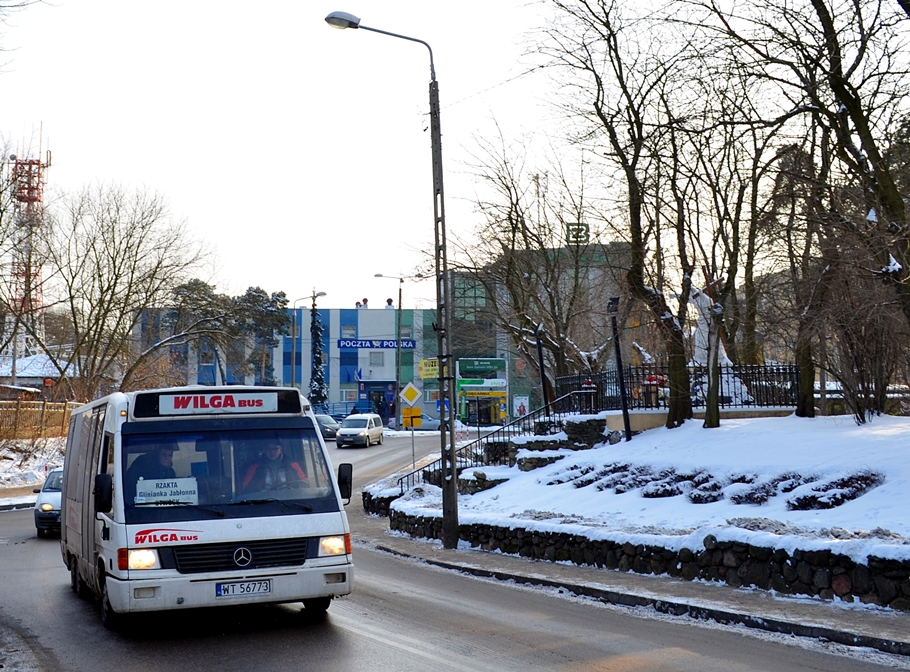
2,1,552,309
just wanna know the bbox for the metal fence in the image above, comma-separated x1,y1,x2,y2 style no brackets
0,401,81,440
555,364,800,411
397,390,596,494
394,365,799,496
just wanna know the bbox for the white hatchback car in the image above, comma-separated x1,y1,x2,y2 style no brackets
336,413,385,447
33,468,63,537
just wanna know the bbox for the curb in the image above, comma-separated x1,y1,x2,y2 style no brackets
375,543,910,658
0,502,35,512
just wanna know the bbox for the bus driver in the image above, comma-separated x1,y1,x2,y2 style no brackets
242,442,307,492
125,444,177,503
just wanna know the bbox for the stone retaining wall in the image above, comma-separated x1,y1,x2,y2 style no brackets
379,503,910,612
363,416,910,611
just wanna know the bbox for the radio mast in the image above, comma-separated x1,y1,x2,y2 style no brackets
2,145,51,383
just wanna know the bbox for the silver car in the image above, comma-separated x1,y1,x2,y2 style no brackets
33,468,63,537
336,413,385,447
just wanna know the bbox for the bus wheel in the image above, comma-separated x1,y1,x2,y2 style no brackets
71,562,90,599
101,578,128,631
302,597,331,614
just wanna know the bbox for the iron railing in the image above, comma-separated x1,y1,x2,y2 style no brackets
396,390,597,494
555,364,799,411
394,365,799,495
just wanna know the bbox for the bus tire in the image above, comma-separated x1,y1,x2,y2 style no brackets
71,561,90,600
302,597,332,614
101,578,128,632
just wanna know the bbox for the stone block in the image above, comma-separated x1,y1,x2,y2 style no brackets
832,573,852,597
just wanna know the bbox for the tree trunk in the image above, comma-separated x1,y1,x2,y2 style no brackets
703,315,721,428
794,327,815,418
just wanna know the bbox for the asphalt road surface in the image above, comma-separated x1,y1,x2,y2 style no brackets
0,434,903,671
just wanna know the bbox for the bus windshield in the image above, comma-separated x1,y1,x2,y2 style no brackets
122,427,337,524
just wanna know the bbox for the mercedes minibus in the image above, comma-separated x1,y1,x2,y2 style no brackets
61,386,353,629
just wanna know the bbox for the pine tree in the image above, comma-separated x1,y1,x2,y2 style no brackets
308,303,328,405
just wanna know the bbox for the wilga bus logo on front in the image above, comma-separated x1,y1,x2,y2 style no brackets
160,393,278,415
134,528,201,544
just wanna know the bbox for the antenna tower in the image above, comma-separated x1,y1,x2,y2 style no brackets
2,147,51,364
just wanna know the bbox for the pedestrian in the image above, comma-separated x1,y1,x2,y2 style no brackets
385,298,394,309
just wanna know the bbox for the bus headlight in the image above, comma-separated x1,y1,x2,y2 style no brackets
319,534,351,557
128,549,160,570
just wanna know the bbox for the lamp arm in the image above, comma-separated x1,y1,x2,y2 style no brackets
359,25,436,80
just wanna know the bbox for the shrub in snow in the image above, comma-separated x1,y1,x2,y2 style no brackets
786,470,884,510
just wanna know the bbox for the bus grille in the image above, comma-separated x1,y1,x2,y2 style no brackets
172,538,308,573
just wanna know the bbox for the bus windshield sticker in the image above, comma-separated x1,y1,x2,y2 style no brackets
135,477,200,505
159,392,279,415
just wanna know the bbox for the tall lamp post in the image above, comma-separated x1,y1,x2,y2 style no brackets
326,11,459,549
375,273,404,429
290,297,308,389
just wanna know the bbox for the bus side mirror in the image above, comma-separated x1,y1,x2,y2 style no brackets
337,463,353,504
94,473,113,513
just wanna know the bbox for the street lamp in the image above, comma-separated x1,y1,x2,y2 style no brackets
375,273,404,429
326,11,459,549
290,297,308,389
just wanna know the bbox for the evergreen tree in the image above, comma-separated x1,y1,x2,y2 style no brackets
308,303,328,405
233,287,290,385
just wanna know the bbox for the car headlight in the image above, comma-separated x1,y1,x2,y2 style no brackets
319,534,351,557
39,503,55,512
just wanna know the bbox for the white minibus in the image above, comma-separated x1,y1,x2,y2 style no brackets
61,386,354,630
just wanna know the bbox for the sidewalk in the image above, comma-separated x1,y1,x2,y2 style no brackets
346,502,910,657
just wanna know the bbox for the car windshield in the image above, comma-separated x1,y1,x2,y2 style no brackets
43,471,63,491
342,418,368,428
121,427,338,524
315,415,336,425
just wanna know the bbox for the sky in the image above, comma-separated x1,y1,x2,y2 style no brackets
1,1,553,310
9,412,909,568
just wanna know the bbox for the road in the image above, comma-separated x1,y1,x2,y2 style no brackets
0,433,902,671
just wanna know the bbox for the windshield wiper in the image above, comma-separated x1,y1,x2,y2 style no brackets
191,504,226,517
135,500,224,516
230,498,313,512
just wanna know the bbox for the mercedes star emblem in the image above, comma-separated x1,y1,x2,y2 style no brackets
233,547,253,567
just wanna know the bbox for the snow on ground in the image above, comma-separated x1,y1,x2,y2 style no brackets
383,413,910,564
6,415,910,566
0,438,65,487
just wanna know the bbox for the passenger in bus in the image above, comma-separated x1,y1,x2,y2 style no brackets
125,445,178,503
241,443,307,492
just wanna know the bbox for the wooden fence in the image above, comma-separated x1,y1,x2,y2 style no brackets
0,401,81,440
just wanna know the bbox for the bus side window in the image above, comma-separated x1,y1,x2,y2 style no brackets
101,433,114,474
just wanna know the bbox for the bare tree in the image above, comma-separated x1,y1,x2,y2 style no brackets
542,0,699,427
695,0,910,331
15,184,206,400
450,131,629,401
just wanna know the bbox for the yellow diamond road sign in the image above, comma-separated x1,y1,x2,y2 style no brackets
400,382,421,407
